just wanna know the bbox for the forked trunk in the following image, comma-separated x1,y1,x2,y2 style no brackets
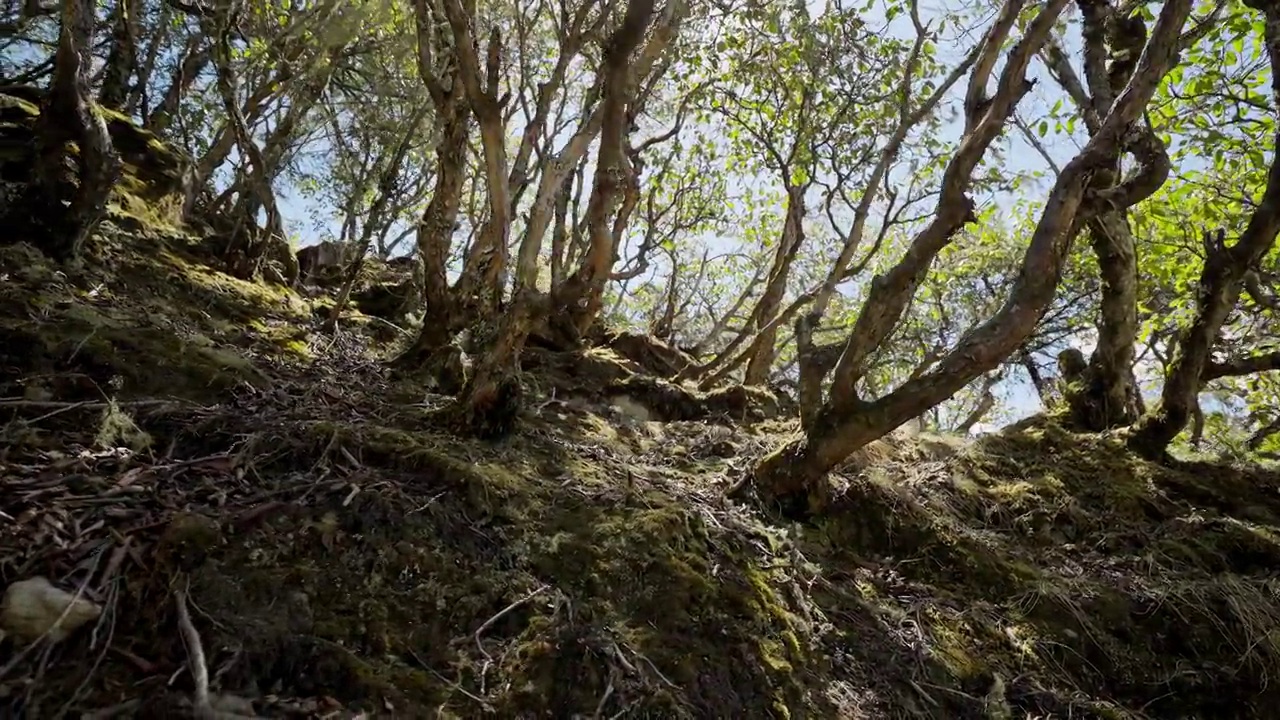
742,0,1193,515
25,0,121,261
1129,2,1280,457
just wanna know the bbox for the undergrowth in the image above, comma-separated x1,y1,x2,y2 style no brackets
2,106,1279,719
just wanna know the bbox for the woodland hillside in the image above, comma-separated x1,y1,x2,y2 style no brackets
1,156,1279,717
2,0,1280,716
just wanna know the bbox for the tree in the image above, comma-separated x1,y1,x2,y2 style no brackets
19,0,122,261
736,0,1195,515
1125,0,1280,457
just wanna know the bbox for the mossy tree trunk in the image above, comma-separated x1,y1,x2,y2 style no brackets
742,0,1192,515
26,0,122,262
1129,1,1280,458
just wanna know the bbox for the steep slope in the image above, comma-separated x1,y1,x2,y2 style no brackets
2,111,1279,719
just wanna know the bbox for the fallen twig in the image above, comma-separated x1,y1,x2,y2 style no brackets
473,584,550,661
176,588,210,710
176,587,259,719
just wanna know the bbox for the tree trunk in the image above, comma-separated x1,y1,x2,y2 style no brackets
743,184,807,386
452,289,537,439
126,1,171,116
146,35,208,134
208,16,286,279
396,0,472,366
99,0,140,110
397,93,471,362
327,106,429,331
1051,2,1160,431
448,0,672,436
741,0,1192,515
553,0,656,342
24,0,122,261
1129,1,1280,457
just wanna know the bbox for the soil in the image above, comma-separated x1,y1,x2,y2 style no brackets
2,94,1280,720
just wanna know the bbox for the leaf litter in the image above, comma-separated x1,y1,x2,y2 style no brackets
1,235,1280,718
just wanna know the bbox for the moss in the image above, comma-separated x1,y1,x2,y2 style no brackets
4,166,1280,718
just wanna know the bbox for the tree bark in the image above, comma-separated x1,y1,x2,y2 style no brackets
743,184,807,385
449,0,677,436
554,0,658,340
24,0,122,261
1129,1,1280,457
394,0,474,369
126,0,171,116
742,0,1192,515
99,0,141,110
146,33,208,134
1044,3,1164,431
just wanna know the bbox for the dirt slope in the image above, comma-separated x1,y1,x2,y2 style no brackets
2,116,1280,720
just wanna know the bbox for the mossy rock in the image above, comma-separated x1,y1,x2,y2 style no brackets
0,84,190,225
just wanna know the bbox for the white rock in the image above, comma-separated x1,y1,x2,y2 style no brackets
0,576,102,644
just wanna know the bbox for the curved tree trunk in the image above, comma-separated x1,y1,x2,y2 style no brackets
397,93,471,362
395,0,475,373
146,34,208,134
208,15,287,280
741,0,1191,515
1047,1,1156,431
743,184,807,386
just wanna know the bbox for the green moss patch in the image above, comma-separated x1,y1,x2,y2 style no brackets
2,178,1279,717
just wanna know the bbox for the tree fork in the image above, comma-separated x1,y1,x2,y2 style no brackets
741,0,1193,515
25,0,122,261
1129,0,1280,457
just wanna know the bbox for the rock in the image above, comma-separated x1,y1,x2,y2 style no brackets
0,576,102,645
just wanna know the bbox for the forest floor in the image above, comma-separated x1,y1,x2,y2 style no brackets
3,167,1280,717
